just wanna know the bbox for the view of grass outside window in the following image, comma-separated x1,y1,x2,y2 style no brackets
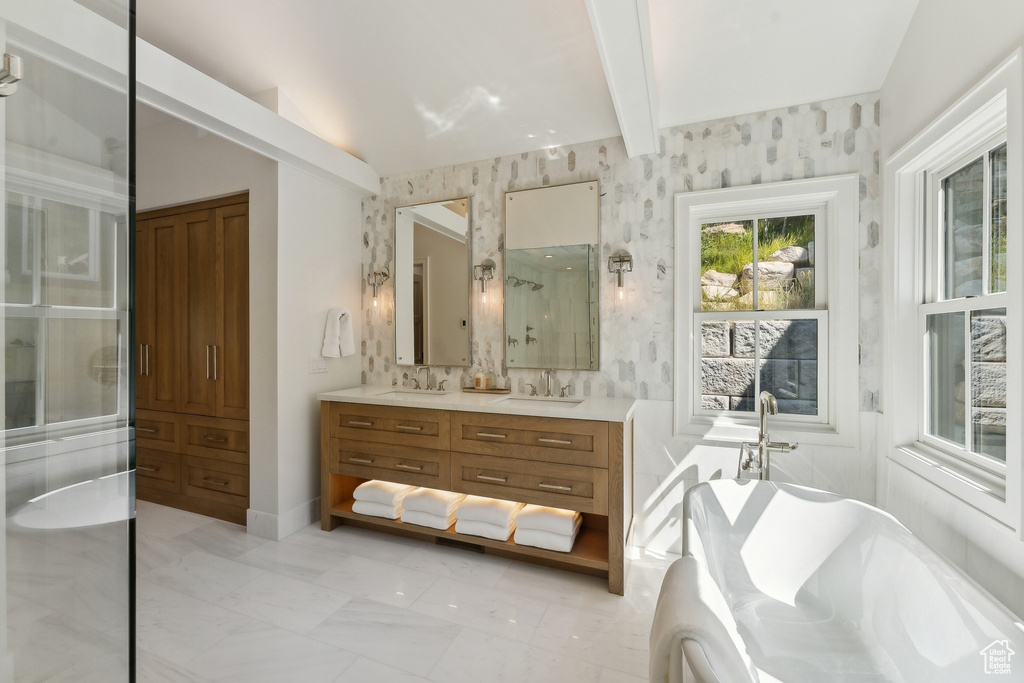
925,141,1008,463
698,214,820,417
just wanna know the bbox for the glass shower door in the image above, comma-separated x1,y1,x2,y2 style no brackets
0,2,133,681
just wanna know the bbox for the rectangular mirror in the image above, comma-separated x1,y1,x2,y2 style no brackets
504,181,600,370
395,198,472,366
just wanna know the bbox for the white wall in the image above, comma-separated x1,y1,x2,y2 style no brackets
880,0,1024,616
271,164,362,538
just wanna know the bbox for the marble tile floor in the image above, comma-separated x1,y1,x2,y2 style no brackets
136,501,677,682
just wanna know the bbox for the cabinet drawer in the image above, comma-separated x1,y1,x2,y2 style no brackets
184,415,249,464
329,403,449,450
183,456,248,507
451,412,608,468
136,448,181,493
329,438,450,489
136,410,181,452
451,452,607,514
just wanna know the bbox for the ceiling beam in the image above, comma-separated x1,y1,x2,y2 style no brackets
584,0,659,157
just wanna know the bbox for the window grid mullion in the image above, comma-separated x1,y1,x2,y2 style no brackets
982,151,992,294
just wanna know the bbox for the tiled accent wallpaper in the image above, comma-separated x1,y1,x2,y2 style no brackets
362,93,881,409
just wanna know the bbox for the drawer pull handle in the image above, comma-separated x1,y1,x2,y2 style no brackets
348,420,374,427
476,432,507,439
539,483,573,492
395,424,422,432
136,465,159,473
395,463,423,471
202,435,228,443
348,456,374,464
538,437,572,445
476,474,507,483
202,477,229,487
136,427,157,433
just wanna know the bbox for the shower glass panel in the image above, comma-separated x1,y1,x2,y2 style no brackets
1,3,133,682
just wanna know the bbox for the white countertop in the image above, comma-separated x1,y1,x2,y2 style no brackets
318,385,637,423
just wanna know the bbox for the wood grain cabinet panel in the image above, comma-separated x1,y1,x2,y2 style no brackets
135,194,250,525
451,412,608,468
136,448,181,493
135,409,181,453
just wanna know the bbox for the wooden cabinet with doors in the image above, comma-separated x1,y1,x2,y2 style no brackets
135,193,250,525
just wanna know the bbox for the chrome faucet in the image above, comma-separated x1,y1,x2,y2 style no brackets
412,366,430,390
541,370,554,397
738,391,798,479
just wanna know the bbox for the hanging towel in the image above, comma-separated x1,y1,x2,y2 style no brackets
353,480,418,506
513,526,579,553
322,308,355,358
455,518,515,542
352,500,403,520
403,488,466,518
515,504,582,536
401,509,456,531
455,495,524,527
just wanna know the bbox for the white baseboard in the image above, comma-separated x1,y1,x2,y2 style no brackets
246,497,320,541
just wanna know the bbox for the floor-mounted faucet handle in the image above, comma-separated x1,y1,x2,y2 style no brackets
767,441,798,452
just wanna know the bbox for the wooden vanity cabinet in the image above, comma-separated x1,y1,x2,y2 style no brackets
321,401,633,594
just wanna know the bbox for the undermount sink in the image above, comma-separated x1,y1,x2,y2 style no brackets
494,395,583,407
371,389,453,399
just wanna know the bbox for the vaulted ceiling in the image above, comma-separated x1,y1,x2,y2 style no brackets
136,0,919,177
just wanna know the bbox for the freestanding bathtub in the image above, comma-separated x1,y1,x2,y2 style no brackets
651,479,1023,682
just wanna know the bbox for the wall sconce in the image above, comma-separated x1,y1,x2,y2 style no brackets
608,252,633,299
474,259,495,303
368,267,390,297
368,267,390,317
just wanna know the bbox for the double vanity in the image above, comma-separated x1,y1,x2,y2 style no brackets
319,386,635,594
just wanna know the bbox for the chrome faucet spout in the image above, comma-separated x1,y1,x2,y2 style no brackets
740,391,796,481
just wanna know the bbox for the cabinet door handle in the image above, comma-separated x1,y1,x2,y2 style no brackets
136,427,157,433
202,435,228,443
348,420,373,427
212,345,218,381
348,456,373,464
395,424,422,432
538,437,572,445
476,432,506,439
395,463,422,471
539,483,573,492
136,465,159,472
202,477,229,486
476,474,507,483
146,345,150,377
206,345,211,379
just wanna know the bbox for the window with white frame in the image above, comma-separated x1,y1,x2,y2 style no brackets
2,179,128,443
888,51,1021,529
674,175,860,445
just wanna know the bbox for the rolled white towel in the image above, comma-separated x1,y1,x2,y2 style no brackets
515,504,582,536
456,495,524,527
514,526,579,553
353,480,419,506
404,488,466,518
455,518,515,542
401,509,456,530
352,500,402,520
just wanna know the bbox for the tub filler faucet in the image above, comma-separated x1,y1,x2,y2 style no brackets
738,391,798,480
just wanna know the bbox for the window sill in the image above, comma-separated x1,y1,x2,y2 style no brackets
674,413,858,449
889,443,1011,528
